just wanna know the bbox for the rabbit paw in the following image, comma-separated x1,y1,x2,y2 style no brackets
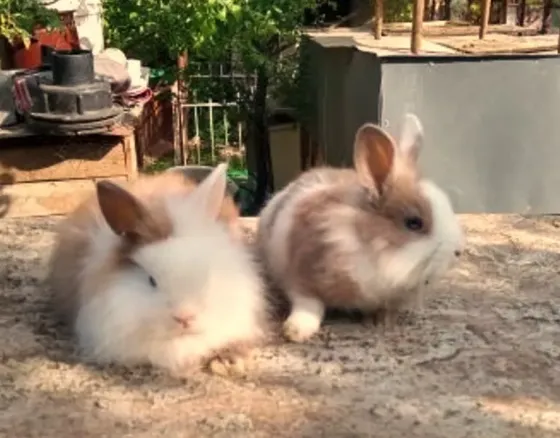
282,296,325,343
206,343,253,377
208,355,246,377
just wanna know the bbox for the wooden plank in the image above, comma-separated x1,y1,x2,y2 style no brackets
432,34,559,54
0,125,33,139
0,136,127,184
0,176,127,218
123,133,139,181
0,123,136,139
382,22,538,37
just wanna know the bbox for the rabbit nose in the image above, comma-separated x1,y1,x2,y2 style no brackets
172,313,194,328
454,250,462,257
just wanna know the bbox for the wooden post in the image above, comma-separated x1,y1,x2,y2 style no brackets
411,0,425,54
123,132,139,182
500,0,508,24
171,81,182,165
177,51,189,165
429,0,437,21
519,0,527,26
444,0,451,20
479,0,492,39
374,0,384,40
542,0,553,34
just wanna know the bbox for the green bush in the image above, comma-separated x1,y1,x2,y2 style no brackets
0,0,60,46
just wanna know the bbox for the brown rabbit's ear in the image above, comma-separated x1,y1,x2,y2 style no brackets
96,180,153,239
353,123,396,195
398,113,424,163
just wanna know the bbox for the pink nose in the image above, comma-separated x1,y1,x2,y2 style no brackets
172,313,194,328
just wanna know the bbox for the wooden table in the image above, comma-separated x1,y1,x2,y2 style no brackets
0,123,138,218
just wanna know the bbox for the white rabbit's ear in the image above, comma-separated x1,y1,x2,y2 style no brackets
354,123,396,195
190,163,228,219
398,113,424,163
96,181,153,239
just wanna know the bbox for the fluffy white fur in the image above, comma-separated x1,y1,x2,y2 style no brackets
74,164,266,373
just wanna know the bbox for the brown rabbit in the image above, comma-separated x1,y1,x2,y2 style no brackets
257,114,464,342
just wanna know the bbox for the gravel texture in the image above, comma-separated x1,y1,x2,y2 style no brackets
1,214,560,437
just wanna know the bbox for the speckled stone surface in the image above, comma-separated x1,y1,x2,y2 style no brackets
1,215,560,437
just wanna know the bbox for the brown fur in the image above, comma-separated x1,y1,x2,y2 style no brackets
47,171,241,327
283,122,433,309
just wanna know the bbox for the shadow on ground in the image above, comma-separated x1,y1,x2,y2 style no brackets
1,215,560,437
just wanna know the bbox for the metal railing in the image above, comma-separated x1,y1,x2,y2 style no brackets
175,62,256,167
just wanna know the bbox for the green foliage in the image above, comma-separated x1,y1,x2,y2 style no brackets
102,0,328,211
197,0,327,118
102,0,239,67
211,0,322,74
385,0,414,22
468,0,482,24
175,1,326,169
0,0,60,47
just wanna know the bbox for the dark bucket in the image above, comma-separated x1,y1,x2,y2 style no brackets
51,49,95,86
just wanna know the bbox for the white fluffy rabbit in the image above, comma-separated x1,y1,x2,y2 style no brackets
47,164,268,376
257,114,464,342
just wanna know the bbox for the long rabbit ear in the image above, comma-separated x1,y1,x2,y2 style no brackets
189,163,228,219
353,123,397,195
398,113,424,163
96,181,153,239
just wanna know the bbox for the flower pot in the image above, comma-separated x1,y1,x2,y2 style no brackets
12,37,43,69
10,13,80,70
33,17,79,51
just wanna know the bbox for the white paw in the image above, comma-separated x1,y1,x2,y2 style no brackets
283,308,323,343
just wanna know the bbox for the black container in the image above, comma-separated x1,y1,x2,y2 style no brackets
41,81,114,116
52,49,95,86
40,45,55,68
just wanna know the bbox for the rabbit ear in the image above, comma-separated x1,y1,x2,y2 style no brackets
353,123,396,195
398,113,424,163
189,163,228,219
96,180,152,238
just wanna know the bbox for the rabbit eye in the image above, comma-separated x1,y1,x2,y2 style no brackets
404,216,423,231
148,276,157,288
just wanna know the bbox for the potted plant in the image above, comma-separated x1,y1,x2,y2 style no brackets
0,0,73,69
